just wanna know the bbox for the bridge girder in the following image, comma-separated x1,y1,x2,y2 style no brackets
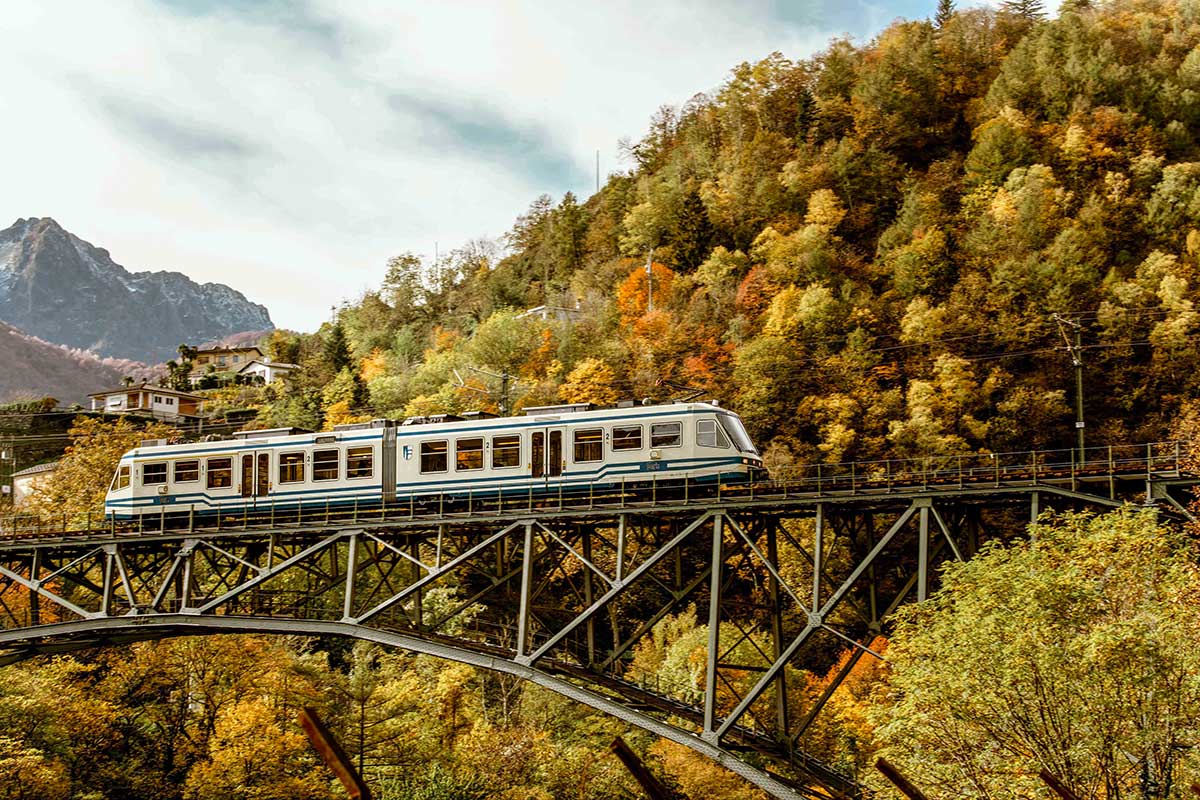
0,469,1191,799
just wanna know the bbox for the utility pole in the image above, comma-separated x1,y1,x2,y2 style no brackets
456,366,521,417
1053,314,1086,462
0,444,13,504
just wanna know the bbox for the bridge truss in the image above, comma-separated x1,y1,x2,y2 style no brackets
0,443,1193,799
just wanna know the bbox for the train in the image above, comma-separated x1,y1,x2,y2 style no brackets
104,401,764,519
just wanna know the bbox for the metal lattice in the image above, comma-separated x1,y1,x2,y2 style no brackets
0,442,1193,799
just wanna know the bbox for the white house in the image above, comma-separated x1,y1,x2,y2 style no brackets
189,345,265,384
88,383,206,421
236,359,299,384
11,461,58,507
517,304,582,323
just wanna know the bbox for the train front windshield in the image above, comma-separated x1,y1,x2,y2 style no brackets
110,465,131,491
718,415,758,455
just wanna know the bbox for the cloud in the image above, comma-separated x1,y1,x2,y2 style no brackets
96,94,268,167
386,91,587,190
0,1,939,332
157,0,351,57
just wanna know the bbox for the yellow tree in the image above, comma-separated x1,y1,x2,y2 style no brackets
0,737,69,800
184,697,333,800
25,416,176,527
559,359,620,406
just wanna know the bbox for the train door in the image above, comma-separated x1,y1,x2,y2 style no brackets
239,451,271,506
530,428,565,486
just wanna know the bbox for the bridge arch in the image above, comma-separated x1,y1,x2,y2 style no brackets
0,615,808,799
0,444,1190,800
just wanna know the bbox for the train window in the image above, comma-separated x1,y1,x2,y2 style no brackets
718,414,759,454
651,422,682,448
313,449,340,481
574,428,603,462
421,441,448,473
697,419,731,449
143,462,168,485
492,434,520,468
111,465,131,491
174,460,200,483
279,452,305,483
456,438,484,471
207,457,232,489
347,446,374,479
611,425,642,451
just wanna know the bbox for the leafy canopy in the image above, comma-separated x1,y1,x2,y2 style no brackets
874,508,1200,798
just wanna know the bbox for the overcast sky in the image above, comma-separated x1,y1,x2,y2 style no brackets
4,0,978,331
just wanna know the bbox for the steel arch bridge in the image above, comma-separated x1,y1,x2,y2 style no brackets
0,443,1193,800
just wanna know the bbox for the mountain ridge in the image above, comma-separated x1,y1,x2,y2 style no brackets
0,217,273,363
0,321,138,404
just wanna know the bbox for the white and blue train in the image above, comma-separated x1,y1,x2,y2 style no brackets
105,402,764,519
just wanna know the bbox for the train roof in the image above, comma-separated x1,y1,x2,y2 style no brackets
121,401,742,460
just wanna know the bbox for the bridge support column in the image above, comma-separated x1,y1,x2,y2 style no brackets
615,514,627,582
766,523,789,746
516,522,534,658
410,535,423,630
28,549,39,627
582,525,595,667
179,542,194,612
917,502,930,602
100,547,116,617
342,533,358,622
812,504,823,609
703,513,724,742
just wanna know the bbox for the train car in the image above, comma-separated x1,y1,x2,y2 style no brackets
104,401,763,520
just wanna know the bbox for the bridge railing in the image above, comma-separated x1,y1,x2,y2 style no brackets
0,441,1188,540
758,440,1185,495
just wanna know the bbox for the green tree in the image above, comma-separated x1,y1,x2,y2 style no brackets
266,330,302,365
467,310,542,378
323,322,353,374
670,188,715,271
1001,0,1044,20
382,253,427,314
934,0,954,28
874,508,1200,798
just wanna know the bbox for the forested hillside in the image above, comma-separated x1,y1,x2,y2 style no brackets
8,3,1200,799
228,0,1200,474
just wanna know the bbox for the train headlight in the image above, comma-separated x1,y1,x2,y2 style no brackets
650,450,662,460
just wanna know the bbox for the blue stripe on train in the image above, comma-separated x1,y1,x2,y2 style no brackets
106,456,743,506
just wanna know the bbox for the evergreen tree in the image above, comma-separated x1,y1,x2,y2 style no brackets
323,322,352,373
934,0,954,28
670,189,715,271
351,372,369,410
1001,0,1044,19
546,191,587,276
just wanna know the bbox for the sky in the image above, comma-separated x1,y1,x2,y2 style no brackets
3,0,981,332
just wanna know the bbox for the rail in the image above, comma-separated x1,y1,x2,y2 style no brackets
2,441,1190,541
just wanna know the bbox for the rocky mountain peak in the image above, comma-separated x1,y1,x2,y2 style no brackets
0,218,273,364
